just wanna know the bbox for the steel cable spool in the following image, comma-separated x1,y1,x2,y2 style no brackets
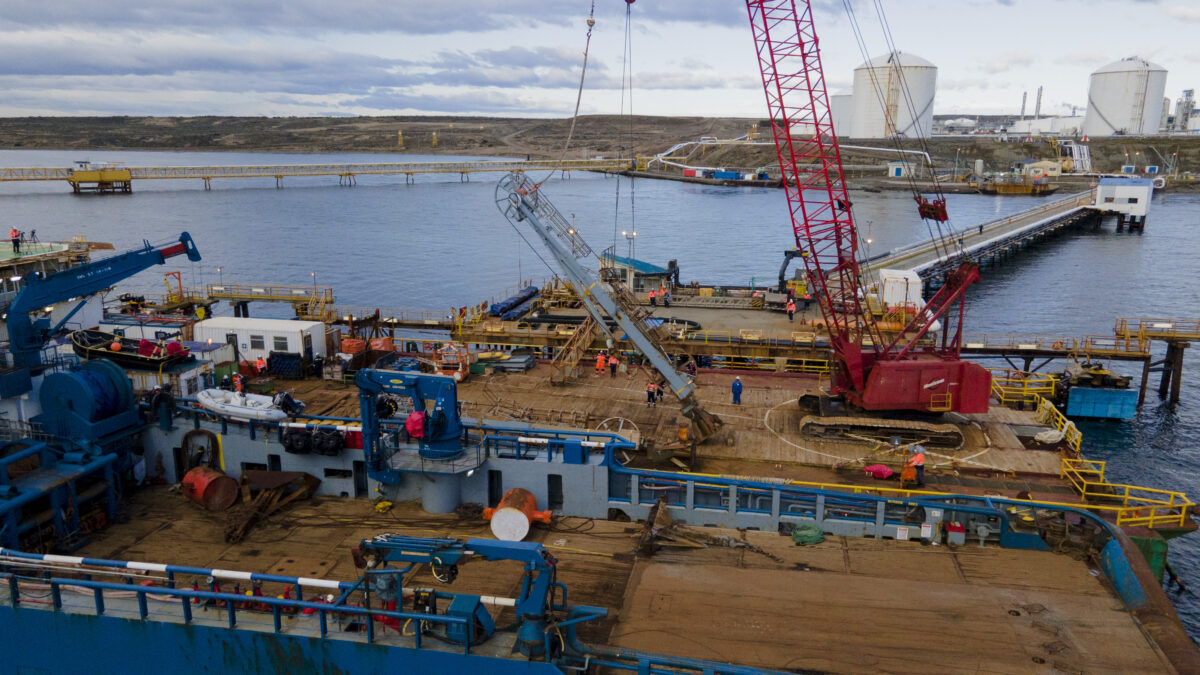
39,359,132,422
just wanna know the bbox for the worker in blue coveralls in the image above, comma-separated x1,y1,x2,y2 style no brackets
731,376,743,405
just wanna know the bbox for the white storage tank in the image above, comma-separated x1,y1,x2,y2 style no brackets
829,91,854,138
850,52,936,139
1082,57,1167,137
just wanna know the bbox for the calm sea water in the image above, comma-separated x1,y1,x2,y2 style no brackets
2,149,1198,638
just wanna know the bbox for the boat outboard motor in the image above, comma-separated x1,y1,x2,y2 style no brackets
273,391,306,417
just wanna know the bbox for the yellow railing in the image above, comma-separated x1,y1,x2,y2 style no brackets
928,392,952,412
1035,395,1082,455
1115,317,1200,341
1044,395,1194,527
990,368,1057,405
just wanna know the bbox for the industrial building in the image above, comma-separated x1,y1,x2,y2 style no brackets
849,51,937,139
1082,57,1168,137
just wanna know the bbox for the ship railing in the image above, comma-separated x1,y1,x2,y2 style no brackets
0,573,481,653
989,368,1057,406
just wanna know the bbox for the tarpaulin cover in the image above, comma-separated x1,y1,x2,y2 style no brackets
863,464,894,479
405,411,426,439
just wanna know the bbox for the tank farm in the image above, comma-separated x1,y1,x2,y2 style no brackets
1,2,1199,674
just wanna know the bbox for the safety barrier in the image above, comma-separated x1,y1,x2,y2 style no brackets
1060,457,1194,528
1115,317,1200,342
989,368,1057,405
1036,395,1082,454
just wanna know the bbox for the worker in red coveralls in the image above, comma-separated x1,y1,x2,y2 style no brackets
233,374,244,394
595,352,606,376
255,356,267,375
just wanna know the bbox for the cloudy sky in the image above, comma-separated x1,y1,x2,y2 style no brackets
2,0,1197,118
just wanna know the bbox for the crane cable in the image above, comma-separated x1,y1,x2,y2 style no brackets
535,1,596,189
840,0,960,260
870,0,963,255
614,0,637,256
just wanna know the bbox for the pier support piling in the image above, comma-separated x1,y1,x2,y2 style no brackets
1157,341,1190,404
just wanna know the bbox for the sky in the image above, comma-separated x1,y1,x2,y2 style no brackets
1,0,1197,119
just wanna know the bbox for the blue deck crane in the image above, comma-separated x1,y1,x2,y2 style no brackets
5,232,201,370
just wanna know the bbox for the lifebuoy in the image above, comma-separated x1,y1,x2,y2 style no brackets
1052,340,1064,350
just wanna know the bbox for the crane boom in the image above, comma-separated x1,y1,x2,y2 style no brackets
495,173,720,442
7,232,201,368
747,0,991,414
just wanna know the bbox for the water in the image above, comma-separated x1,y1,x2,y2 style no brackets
2,149,1198,638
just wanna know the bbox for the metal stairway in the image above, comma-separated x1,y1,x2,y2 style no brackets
550,314,598,385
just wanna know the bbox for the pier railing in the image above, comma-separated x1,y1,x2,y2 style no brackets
1115,317,1200,342
989,369,1057,405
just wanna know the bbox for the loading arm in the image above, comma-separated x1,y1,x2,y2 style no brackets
6,232,201,368
495,173,720,442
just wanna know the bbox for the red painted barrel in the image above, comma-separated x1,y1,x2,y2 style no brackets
182,466,239,512
483,487,552,541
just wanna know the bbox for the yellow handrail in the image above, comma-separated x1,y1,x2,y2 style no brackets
989,368,1057,405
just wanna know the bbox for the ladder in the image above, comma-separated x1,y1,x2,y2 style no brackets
550,315,598,385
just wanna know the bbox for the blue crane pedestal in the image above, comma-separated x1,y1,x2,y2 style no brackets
421,473,462,514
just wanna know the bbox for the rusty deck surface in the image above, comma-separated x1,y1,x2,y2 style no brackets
279,363,1080,503
75,490,1168,673
610,530,1170,673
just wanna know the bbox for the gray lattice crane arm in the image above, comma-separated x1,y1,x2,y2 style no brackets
495,173,720,441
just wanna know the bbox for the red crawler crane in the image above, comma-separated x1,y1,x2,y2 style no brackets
746,0,990,413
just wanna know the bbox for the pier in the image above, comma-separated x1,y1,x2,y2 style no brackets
864,191,1099,281
0,158,632,192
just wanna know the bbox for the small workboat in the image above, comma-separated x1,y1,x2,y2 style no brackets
196,389,288,422
72,329,194,370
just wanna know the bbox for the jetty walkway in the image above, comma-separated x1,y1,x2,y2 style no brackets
0,158,633,191
863,191,1097,279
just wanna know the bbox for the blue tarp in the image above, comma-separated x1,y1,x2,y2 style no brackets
489,285,539,316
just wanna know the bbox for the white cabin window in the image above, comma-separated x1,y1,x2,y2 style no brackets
273,336,289,352
250,335,265,350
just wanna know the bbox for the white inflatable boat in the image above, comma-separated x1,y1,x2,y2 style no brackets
196,389,289,422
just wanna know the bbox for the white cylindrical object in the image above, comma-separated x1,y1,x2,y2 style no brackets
850,52,937,139
829,92,854,138
1082,57,1168,137
490,507,530,542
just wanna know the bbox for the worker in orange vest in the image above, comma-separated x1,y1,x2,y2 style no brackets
646,381,657,407
8,228,19,254
905,444,926,488
648,290,657,307
608,354,619,378
233,374,244,394
595,352,606,376
786,299,797,322
255,356,267,375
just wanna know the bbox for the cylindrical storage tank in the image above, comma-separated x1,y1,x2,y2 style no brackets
182,466,239,511
1082,57,1167,137
829,91,854,138
420,473,461,514
484,488,552,541
850,52,936,138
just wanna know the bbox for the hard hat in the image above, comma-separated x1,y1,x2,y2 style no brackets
735,376,741,380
